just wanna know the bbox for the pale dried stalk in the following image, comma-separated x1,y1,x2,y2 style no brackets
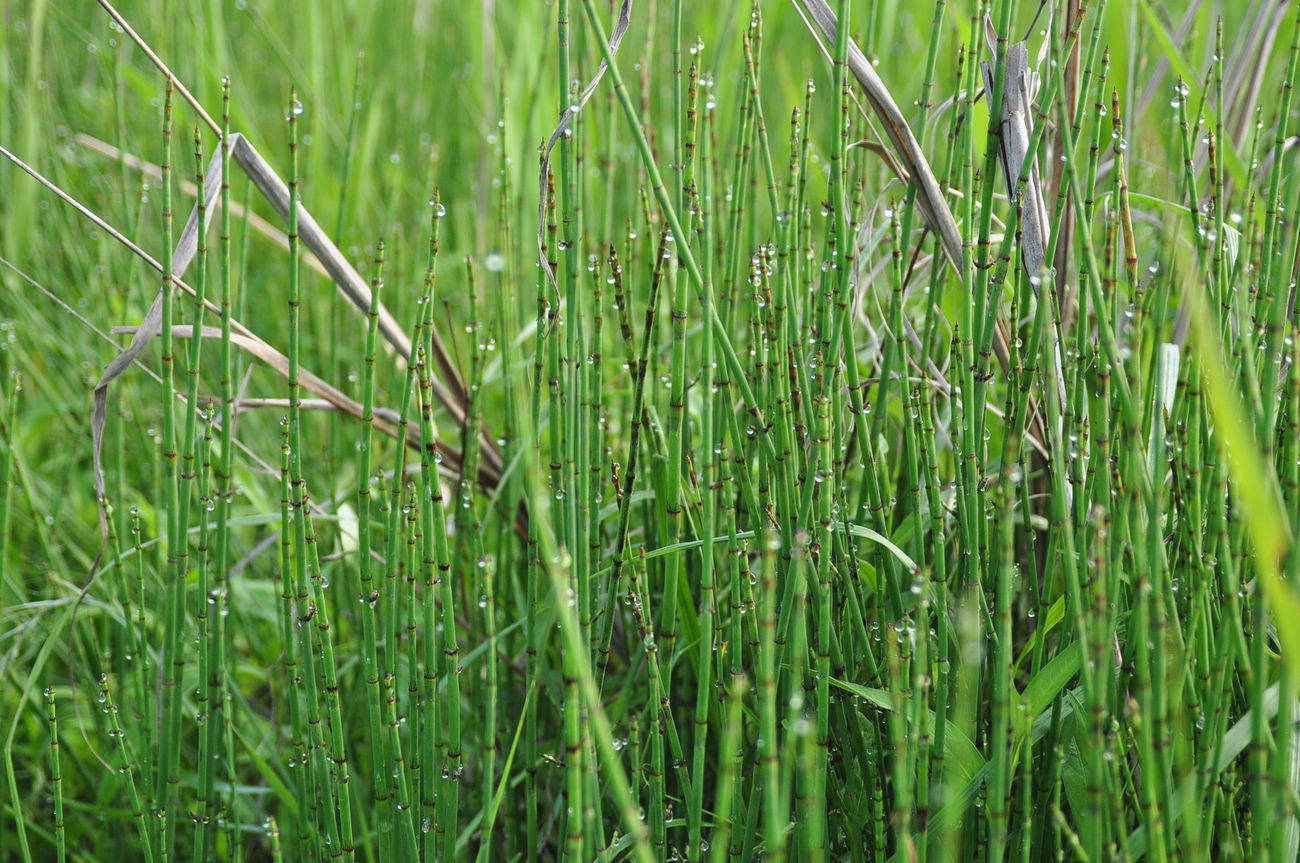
982,31,1067,462
0,134,497,539
794,0,1028,387
982,41,1051,285
795,0,1055,465
796,0,965,268
75,132,329,279
536,0,632,289
110,325,485,486
77,0,503,537
75,130,505,534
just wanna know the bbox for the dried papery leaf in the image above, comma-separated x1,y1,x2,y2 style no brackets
982,24,1067,454
70,127,509,545
109,323,493,489
846,139,908,183
793,0,1027,382
981,40,1051,283
84,0,502,507
89,137,227,537
536,0,632,290
225,133,510,483
1,253,289,488
2,133,257,541
225,138,456,412
75,133,330,279
796,0,965,271
793,0,1047,465
195,395,402,425
110,324,386,430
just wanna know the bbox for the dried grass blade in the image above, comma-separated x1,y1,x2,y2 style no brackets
981,32,1067,443
90,138,225,536
795,0,1024,392
981,41,1050,283
75,133,330,280
95,0,221,134
109,324,495,488
536,0,632,288
226,134,505,476
796,0,965,270
89,0,504,494
225,139,413,371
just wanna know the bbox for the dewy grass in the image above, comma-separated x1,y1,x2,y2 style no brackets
5,0,1300,861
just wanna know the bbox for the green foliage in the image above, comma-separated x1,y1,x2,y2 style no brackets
2,0,1299,860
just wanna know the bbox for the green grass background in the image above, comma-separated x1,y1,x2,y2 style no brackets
2,0,1299,861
